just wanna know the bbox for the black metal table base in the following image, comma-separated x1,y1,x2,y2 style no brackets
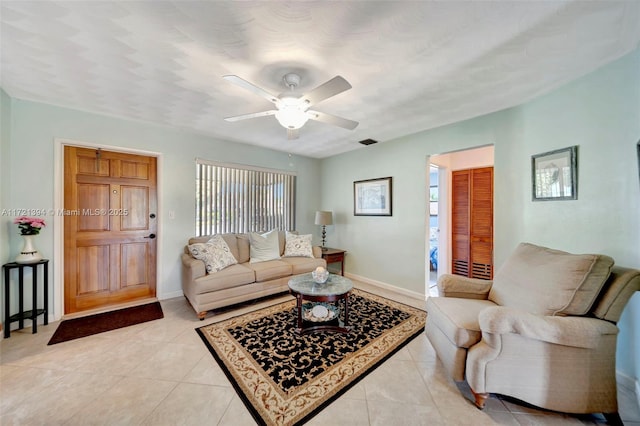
3,260,49,338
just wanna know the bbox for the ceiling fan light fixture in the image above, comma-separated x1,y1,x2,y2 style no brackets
275,105,309,129
223,73,358,134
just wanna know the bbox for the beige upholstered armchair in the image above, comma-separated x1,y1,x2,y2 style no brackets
425,243,640,424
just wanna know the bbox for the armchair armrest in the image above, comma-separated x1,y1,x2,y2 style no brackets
181,253,206,281
312,246,322,259
437,274,493,299
478,306,619,349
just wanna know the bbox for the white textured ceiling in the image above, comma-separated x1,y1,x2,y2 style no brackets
1,1,639,158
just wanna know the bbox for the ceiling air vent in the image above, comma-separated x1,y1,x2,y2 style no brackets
359,139,378,146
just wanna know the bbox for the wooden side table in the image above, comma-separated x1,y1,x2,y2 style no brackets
3,259,49,338
321,248,346,276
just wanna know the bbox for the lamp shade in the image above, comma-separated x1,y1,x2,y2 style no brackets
314,211,333,226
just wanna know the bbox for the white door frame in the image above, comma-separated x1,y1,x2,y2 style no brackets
52,138,163,321
437,165,450,277
425,161,450,297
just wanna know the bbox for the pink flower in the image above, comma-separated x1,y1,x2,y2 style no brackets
14,216,46,235
13,216,29,224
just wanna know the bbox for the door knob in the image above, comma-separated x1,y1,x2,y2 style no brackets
145,234,156,239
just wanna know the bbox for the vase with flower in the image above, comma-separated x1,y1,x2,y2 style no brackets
14,216,46,264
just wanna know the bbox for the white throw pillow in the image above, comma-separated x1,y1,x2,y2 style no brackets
249,229,281,263
188,234,238,274
284,231,313,258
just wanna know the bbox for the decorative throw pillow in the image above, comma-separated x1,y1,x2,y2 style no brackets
249,229,281,263
188,234,238,274
284,231,313,258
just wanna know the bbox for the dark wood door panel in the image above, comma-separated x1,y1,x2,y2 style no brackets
64,146,157,314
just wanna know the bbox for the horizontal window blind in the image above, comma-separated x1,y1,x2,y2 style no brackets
195,160,296,236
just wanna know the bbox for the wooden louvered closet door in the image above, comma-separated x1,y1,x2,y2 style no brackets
451,167,493,280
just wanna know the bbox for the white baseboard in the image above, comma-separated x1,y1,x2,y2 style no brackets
159,275,425,304
616,371,640,409
158,290,183,300
617,371,635,391
344,272,426,302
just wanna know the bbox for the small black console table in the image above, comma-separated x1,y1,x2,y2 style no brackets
3,259,49,338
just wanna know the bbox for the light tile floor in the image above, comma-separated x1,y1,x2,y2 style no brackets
1,281,639,426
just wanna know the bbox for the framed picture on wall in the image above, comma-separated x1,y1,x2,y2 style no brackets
531,146,578,201
354,177,392,216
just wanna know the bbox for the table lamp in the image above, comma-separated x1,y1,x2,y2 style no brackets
314,211,333,250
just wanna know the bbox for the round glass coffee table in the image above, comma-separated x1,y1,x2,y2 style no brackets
288,273,353,335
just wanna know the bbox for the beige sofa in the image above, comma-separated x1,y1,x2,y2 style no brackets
182,231,326,319
425,242,640,422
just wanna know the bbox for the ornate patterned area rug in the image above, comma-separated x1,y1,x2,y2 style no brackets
196,288,426,426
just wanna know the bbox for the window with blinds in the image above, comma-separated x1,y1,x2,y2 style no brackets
195,159,296,236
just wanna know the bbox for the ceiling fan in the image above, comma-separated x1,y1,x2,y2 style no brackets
223,73,358,139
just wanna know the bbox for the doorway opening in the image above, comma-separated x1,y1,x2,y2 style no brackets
427,145,494,298
428,165,439,295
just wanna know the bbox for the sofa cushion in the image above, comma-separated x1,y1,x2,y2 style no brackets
278,230,287,256
489,243,614,316
249,229,281,263
193,263,255,293
425,297,496,348
246,260,292,282
236,234,250,263
187,235,238,274
283,232,313,258
280,257,326,274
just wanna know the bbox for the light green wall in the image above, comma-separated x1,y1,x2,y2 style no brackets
498,49,640,383
321,48,640,382
0,90,11,265
320,112,505,293
1,99,322,305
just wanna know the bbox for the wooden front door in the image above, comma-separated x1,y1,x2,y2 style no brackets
64,146,157,314
451,167,494,280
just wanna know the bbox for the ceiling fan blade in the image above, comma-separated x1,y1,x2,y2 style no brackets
307,110,359,130
224,110,277,122
223,75,279,104
301,76,352,106
287,128,299,140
